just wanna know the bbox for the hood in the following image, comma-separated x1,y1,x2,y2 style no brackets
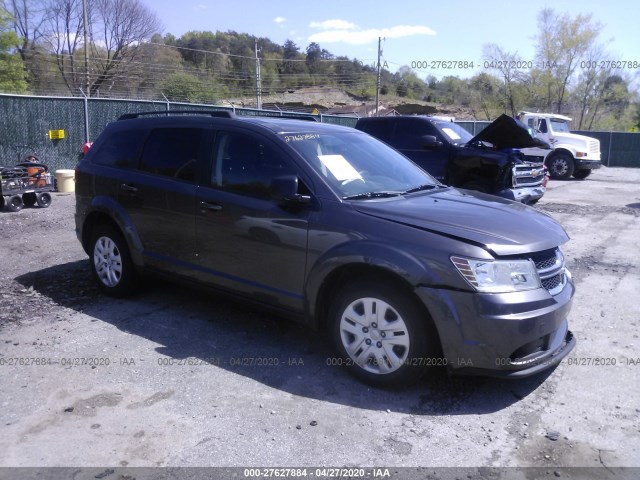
352,188,568,256
550,131,598,148
469,114,551,150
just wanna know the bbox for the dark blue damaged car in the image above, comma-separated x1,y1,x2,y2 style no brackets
75,111,575,387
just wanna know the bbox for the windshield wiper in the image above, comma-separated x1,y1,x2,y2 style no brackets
402,184,443,194
343,191,401,200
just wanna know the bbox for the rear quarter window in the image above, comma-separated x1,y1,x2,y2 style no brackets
92,129,147,169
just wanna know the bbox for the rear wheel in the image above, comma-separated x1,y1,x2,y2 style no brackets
572,169,592,180
0,196,5,210
330,280,439,387
90,224,138,297
22,192,37,207
7,195,23,212
36,192,52,208
546,154,575,180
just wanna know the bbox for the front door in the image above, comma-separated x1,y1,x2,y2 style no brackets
195,130,310,311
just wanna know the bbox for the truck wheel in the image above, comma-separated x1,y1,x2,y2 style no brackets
572,169,591,180
36,192,52,208
0,196,5,210
330,280,440,387
7,195,24,212
23,192,37,207
546,154,575,180
90,224,138,297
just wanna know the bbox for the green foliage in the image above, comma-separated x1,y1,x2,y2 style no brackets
0,6,28,93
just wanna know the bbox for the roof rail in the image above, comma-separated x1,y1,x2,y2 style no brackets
118,110,235,120
276,114,318,122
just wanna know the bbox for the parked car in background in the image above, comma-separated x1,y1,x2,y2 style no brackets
355,114,550,204
75,111,575,387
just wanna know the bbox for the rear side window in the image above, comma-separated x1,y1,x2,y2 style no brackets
140,128,206,182
393,119,436,149
92,129,146,169
359,120,394,144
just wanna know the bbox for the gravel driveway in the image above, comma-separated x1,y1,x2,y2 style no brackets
1,167,639,478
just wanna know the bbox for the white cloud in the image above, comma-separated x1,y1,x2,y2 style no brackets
274,16,287,24
309,25,436,45
309,19,356,30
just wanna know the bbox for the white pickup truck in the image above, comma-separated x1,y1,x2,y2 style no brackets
517,112,602,180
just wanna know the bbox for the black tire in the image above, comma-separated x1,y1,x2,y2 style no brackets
22,192,37,207
36,192,52,208
330,280,440,387
90,224,138,297
572,169,592,180
546,154,575,180
0,196,5,211
7,195,23,212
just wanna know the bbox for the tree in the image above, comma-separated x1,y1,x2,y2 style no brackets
39,0,162,96
0,4,28,92
482,44,528,116
533,8,601,113
6,0,47,87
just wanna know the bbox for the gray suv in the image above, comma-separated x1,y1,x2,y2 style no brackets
75,111,575,387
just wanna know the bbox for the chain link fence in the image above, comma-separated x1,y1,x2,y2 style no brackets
1,93,636,171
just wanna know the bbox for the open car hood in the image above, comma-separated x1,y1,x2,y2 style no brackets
469,114,551,149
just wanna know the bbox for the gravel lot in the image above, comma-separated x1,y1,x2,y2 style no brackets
0,167,639,477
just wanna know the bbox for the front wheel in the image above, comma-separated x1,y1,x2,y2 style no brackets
546,154,575,180
90,224,138,297
572,169,592,180
330,281,439,387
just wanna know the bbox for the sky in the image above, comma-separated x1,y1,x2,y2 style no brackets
151,0,639,84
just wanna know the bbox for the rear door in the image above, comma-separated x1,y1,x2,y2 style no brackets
117,125,212,277
194,129,310,311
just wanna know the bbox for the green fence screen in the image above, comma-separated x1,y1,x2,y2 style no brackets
1,94,638,170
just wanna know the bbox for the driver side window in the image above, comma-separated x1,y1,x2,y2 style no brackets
213,132,297,199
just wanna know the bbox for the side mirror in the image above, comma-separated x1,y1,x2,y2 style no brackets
271,175,312,209
421,135,442,149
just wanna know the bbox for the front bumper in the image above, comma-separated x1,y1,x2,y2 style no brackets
497,185,545,204
415,276,575,378
575,159,602,170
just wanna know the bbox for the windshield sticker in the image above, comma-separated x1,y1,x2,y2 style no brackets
442,128,461,140
282,133,320,142
318,154,362,181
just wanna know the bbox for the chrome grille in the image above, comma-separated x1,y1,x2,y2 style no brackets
589,140,599,154
529,248,566,294
512,163,545,188
542,273,564,291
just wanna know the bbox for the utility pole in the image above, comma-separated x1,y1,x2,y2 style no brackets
83,0,90,95
255,39,262,109
375,37,382,116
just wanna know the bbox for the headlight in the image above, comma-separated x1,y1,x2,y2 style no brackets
451,256,541,293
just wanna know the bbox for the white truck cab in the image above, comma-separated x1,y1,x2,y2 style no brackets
517,111,601,180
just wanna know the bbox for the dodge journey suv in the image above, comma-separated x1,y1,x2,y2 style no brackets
75,111,575,387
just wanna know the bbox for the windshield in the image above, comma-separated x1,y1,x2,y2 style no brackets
433,121,473,145
281,131,439,199
550,118,571,133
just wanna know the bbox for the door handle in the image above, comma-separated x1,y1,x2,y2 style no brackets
120,183,138,193
200,201,223,211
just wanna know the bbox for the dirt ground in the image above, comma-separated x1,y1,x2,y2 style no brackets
0,167,639,478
